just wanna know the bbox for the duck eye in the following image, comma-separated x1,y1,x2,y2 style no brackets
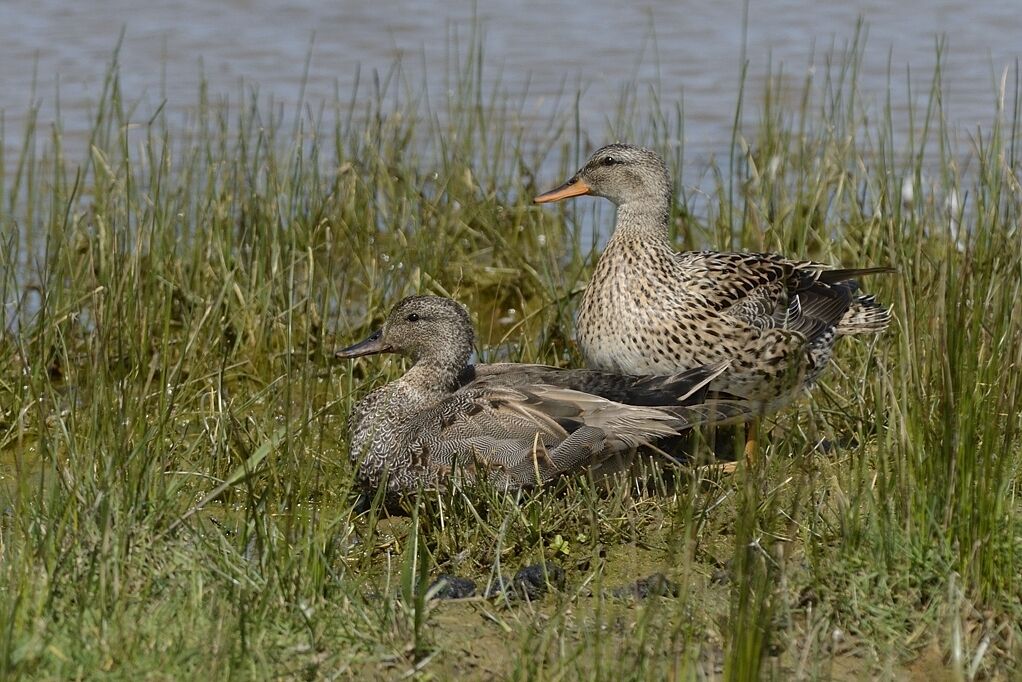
602,156,618,166
405,313,420,322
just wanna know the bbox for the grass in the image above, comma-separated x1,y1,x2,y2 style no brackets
1,29,1021,680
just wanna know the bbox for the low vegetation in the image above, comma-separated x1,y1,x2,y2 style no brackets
1,33,1020,679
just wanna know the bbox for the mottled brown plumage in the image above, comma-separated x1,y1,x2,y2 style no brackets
534,143,892,415
335,296,751,494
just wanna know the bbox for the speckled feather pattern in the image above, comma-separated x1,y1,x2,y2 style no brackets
339,296,752,495
538,144,892,414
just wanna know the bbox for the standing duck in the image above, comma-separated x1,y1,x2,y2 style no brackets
534,143,892,460
335,296,750,494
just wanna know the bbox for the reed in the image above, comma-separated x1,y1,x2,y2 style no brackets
0,29,1019,679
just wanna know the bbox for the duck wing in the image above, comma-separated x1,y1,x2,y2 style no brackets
402,385,682,488
404,380,756,489
673,250,795,309
459,361,729,407
675,251,890,341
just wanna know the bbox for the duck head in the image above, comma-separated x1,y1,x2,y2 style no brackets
335,296,475,370
533,143,671,207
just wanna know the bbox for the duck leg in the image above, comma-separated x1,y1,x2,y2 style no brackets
743,417,759,466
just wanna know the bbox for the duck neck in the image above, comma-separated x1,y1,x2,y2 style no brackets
399,354,467,404
611,194,672,243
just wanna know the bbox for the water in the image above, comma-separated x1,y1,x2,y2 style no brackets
1,0,1019,173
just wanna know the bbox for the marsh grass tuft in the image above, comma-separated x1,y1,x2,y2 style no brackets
0,29,1020,679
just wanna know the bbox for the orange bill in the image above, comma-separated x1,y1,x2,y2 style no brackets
533,178,591,203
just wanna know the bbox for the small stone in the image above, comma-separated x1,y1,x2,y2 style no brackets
486,563,565,601
428,574,476,600
513,563,565,599
611,572,679,599
797,587,818,608
710,561,732,585
484,576,510,599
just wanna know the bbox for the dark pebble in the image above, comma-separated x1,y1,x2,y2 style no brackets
610,572,679,599
797,587,818,608
515,563,566,598
710,560,732,585
428,574,476,600
838,434,860,450
487,563,565,600
814,438,835,454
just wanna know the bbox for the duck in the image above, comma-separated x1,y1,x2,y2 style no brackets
534,143,892,460
335,295,750,494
